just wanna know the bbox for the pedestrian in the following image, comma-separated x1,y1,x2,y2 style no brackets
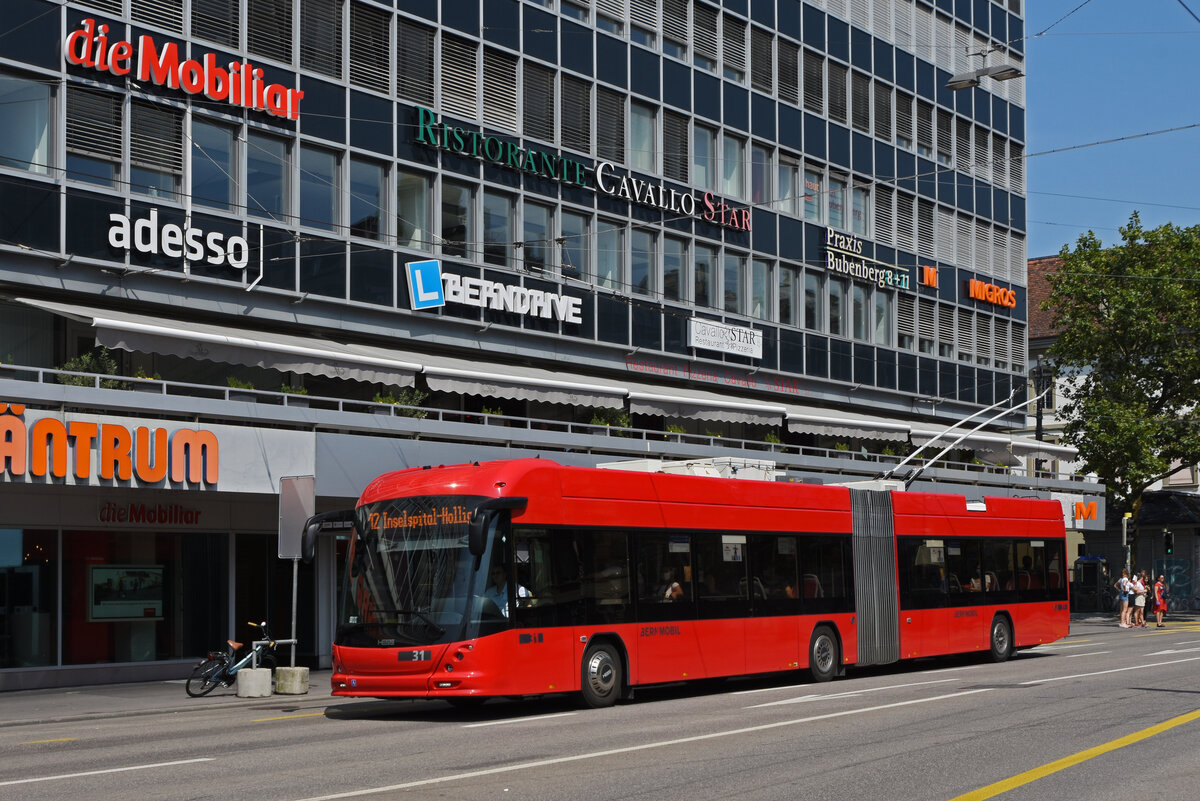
1130,571,1147,628
1116,568,1131,627
1153,574,1168,627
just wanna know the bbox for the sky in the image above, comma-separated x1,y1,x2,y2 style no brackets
1023,0,1200,257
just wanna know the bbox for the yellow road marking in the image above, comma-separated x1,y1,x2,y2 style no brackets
20,738,76,745
252,711,327,722
947,708,1200,801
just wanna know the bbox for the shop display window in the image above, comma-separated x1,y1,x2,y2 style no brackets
0,529,57,669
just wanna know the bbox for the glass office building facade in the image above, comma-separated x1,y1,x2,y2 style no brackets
1,0,1101,689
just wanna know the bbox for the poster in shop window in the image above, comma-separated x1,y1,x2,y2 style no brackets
88,565,164,621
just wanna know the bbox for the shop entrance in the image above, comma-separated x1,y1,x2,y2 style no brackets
234,533,317,667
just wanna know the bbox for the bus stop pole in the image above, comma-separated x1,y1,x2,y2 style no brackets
290,557,298,668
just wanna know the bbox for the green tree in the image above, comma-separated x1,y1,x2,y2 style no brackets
1046,213,1200,510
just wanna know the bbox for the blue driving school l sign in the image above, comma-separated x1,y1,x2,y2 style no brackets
405,259,445,310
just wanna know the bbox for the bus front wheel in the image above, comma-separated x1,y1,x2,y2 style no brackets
808,626,839,682
581,641,622,708
988,616,1013,662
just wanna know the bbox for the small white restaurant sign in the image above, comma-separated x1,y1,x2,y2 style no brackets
687,318,763,359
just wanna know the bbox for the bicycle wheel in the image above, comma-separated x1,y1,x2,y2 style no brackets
186,658,226,697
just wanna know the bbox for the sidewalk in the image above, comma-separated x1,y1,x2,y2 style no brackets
1070,610,1200,625
0,669,336,729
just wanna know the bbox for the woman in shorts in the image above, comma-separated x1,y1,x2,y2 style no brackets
1116,568,1131,627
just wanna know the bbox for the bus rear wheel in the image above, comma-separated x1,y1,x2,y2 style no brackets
988,616,1013,662
581,641,622,708
808,626,839,682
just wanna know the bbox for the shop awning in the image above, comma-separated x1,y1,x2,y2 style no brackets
16,298,421,387
786,406,911,442
12,297,781,423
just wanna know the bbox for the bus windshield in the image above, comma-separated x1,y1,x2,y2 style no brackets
337,494,504,647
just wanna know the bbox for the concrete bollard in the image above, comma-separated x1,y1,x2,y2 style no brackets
274,666,310,695
236,667,273,698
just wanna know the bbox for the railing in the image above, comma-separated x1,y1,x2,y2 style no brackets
0,362,1092,487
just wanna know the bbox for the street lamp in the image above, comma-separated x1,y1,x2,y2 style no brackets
946,60,1024,91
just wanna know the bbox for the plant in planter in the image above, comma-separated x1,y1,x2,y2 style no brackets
373,387,429,419
131,365,163,392
226,376,255,390
589,408,631,434
764,431,782,444
56,348,124,388
281,384,309,406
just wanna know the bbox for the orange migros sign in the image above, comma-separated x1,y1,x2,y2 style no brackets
0,403,218,486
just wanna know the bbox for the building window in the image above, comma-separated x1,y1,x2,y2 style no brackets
248,0,294,64
803,168,823,223
694,243,717,308
722,14,747,83
776,156,798,215
663,237,685,302
851,186,870,237
0,73,50,175
662,110,688,182
693,3,718,72
441,35,478,120
662,0,688,60
66,85,121,187
829,277,847,337
597,14,623,35
349,158,384,239
597,221,624,290
828,175,847,231
560,210,590,278
750,26,773,93
693,125,717,191
750,144,771,205
804,271,824,331
630,103,656,173
562,2,589,23
596,88,625,163
483,190,514,266
396,19,435,105
349,1,390,94
561,76,592,154
631,229,656,296
723,251,744,314
749,259,770,320
130,101,184,199
779,265,801,327
300,0,345,79
397,169,430,250
630,25,656,48
523,202,552,273
440,180,473,258
523,63,556,144
851,284,869,341
482,48,519,133
722,134,744,199
192,0,239,47
300,145,339,231
192,119,236,210
247,131,289,222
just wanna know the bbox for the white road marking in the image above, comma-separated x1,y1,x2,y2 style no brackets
1018,656,1200,685
462,712,577,728
293,689,991,801
1147,646,1200,656
1064,651,1111,658
1039,641,1107,650
0,758,214,787
745,678,956,709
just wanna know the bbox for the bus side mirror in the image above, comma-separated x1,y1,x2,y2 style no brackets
468,497,529,558
300,509,356,564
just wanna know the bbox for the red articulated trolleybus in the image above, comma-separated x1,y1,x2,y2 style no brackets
315,458,1068,708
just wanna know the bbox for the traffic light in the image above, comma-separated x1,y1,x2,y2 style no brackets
1164,529,1174,555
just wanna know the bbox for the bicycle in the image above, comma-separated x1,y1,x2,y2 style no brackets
185,621,278,697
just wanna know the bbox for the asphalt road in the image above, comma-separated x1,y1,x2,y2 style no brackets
4,618,1199,801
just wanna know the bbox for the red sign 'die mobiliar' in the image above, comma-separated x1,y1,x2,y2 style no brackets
64,18,304,121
